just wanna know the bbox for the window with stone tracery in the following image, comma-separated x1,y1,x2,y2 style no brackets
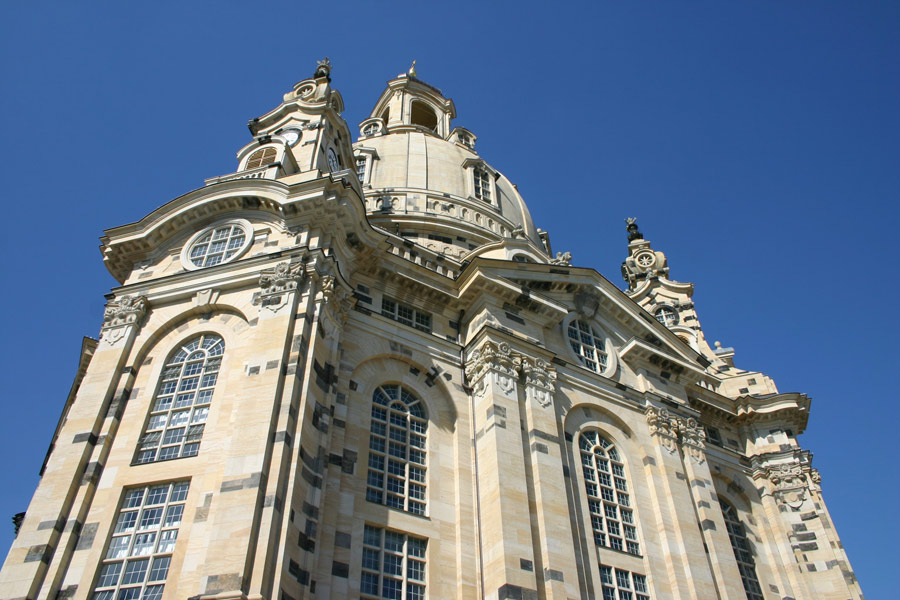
580,430,641,556
720,499,764,600
135,334,223,464
366,384,427,515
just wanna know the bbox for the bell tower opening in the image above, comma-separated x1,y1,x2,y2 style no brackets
410,100,437,132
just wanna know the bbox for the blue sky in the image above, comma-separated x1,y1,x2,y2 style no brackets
1,1,897,596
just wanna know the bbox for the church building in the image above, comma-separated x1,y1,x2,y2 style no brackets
0,59,862,600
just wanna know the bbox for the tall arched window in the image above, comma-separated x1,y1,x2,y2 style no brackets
135,334,223,464
568,320,608,373
366,384,427,515
720,500,764,600
580,431,640,556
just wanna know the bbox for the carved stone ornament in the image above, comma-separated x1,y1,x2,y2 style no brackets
100,295,148,345
758,463,809,508
645,407,680,454
465,341,518,398
103,295,148,329
255,261,306,313
520,357,557,408
681,418,707,464
317,275,355,327
574,289,601,319
550,251,572,266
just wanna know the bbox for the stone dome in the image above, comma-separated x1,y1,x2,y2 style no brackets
353,73,547,262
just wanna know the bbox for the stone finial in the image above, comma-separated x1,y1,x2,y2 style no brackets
408,60,417,77
314,57,332,81
625,217,643,242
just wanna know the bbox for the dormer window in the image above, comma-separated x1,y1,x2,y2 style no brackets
363,123,378,136
473,167,492,202
356,157,367,182
245,147,277,170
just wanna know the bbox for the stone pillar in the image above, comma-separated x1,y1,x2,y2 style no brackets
518,356,581,599
465,340,538,600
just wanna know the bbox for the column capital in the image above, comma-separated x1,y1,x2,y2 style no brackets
99,294,148,348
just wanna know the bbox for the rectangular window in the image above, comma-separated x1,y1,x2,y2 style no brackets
600,565,650,600
356,156,368,182
93,482,189,600
381,297,432,333
360,525,426,600
473,167,492,202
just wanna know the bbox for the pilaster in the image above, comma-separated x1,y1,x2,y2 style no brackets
465,340,538,600
518,356,580,599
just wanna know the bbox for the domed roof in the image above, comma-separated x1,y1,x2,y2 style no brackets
352,72,547,261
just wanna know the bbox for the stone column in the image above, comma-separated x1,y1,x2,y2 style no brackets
518,356,581,599
465,340,538,600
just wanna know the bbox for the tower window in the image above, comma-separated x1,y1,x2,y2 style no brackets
135,334,223,464
654,306,678,327
366,384,428,515
360,525,426,600
409,100,437,132
720,500,764,600
473,167,492,202
568,320,608,373
245,147,277,170
92,481,189,600
580,431,641,556
186,222,250,269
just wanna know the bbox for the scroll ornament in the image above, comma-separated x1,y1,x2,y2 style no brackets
645,407,706,463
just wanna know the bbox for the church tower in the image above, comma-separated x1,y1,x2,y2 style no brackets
0,61,862,600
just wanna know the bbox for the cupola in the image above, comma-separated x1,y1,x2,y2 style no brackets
365,63,457,139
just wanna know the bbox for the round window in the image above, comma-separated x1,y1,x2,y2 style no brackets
181,220,252,270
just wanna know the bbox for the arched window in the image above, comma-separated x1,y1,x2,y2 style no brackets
410,101,437,132
654,305,678,327
568,320,608,373
366,384,427,515
720,500,764,600
135,334,223,464
579,431,640,556
245,147,277,169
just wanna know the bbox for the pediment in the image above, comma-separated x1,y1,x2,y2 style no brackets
458,259,711,371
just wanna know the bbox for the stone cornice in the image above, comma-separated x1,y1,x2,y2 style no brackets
688,392,810,434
